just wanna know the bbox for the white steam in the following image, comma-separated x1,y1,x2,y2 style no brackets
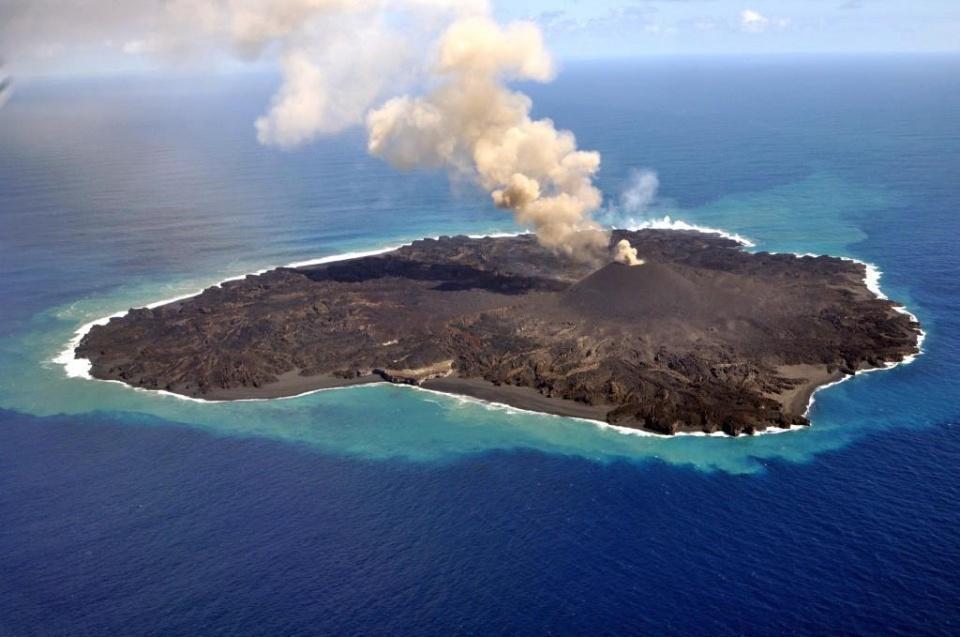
620,169,660,215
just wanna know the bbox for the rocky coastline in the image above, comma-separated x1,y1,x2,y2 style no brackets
76,230,922,435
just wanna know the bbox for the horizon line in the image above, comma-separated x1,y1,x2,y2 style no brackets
10,50,960,82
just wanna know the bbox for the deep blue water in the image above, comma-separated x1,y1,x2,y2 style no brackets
1,56,959,635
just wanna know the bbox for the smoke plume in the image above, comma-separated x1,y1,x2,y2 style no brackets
1,0,636,262
613,239,644,266
367,16,611,259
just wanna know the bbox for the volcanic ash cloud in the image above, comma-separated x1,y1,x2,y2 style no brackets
366,16,614,261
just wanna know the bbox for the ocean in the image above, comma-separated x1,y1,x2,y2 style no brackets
1,55,958,635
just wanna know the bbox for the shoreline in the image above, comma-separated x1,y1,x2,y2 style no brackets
52,220,926,438
797,255,927,417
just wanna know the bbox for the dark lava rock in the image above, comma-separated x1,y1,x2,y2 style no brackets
76,230,922,435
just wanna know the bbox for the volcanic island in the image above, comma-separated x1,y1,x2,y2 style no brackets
76,230,922,436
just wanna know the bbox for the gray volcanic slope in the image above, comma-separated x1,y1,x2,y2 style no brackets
76,229,922,435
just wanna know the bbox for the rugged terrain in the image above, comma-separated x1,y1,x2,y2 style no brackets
77,230,922,435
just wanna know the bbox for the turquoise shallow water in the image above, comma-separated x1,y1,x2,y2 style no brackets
1,57,959,634
0,60,952,474
0,171,922,473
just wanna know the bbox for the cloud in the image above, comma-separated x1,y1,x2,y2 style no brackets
535,3,659,36
740,9,769,32
688,17,715,32
121,39,157,56
739,9,789,33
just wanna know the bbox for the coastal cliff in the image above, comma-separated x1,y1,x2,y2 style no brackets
76,230,922,435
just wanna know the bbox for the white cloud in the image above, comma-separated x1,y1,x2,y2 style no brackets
740,9,788,33
740,9,769,32
535,4,659,36
121,39,156,55
692,17,720,32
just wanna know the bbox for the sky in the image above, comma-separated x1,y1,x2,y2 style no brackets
501,0,960,58
0,0,957,78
